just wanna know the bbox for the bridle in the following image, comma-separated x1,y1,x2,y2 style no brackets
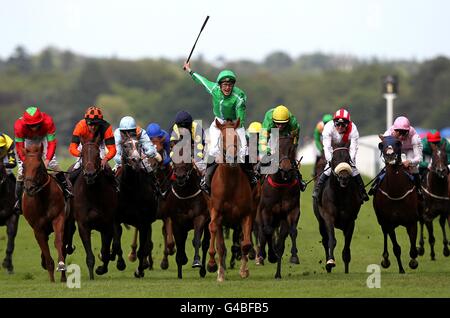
23,152,50,196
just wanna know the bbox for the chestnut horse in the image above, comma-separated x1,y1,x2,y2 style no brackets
373,135,419,273
207,118,255,282
313,140,362,273
0,160,18,274
22,142,67,282
257,135,301,278
418,142,450,259
71,136,118,280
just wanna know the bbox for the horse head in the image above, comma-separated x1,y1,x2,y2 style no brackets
23,141,47,196
216,118,240,165
430,142,449,179
378,134,402,166
276,135,297,182
173,161,195,187
330,141,352,188
80,135,101,184
120,131,142,171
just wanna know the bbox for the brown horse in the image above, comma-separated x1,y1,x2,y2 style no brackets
22,142,67,282
257,135,301,278
418,142,450,259
71,136,118,280
160,156,210,278
113,131,158,278
207,118,255,282
313,140,362,273
0,160,18,274
373,135,419,273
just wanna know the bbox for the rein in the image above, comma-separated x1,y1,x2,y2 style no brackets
379,186,415,201
25,175,51,196
171,186,202,200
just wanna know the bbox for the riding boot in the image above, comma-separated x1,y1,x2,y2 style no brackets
55,171,74,199
413,173,424,201
200,162,218,195
242,162,258,189
354,174,369,202
14,180,24,215
296,170,307,192
312,173,328,201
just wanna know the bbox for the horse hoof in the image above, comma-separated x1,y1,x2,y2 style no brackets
417,246,425,256
325,259,336,273
168,247,176,256
199,267,206,278
443,246,449,257
66,245,76,255
147,257,154,271
181,256,188,266
431,255,436,261
160,259,169,270
56,262,66,272
192,259,201,268
409,259,418,269
240,269,249,279
117,258,126,271
95,266,108,275
255,257,264,266
381,259,390,269
290,255,300,264
274,274,282,280
207,262,217,273
399,268,405,274
134,269,144,278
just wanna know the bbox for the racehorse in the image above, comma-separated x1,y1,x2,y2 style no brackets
21,141,67,282
207,118,255,282
313,140,362,273
71,135,118,280
373,135,419,273
257,135,301,278
114,131,158,278
160,151,210,278
0,160,18,274
418,142,450,259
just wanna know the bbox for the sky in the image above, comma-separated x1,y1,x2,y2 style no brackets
1,0,449,62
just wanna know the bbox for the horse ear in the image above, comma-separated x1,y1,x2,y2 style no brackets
378,134,384,141
378,142,383,151
234,118,240,129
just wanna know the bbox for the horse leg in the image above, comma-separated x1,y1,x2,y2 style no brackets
199,222,210,278
417,219,425,256
406,222,419,269
325,223,337,273
216,223,226,282
230,227,240,269
425,220,436,260
34,230,55,282
192,217,204,268
78,224,95,280
112,222,126,271
342,221,355,274
128,227,138,262
247,228,256,261
64,217,76,255
288,207,300,264
274,220,289,279
146,226,154,270
256,216,267,265
240,214,253,279
96,230,113,275
380,229,390,268
174,228,188,279
316,211,330,264
2,214,18,274
134,226,149,278
388,229,405,273
207,208,218,273
161,217,174,270
52,213,67,282
439,214,449,257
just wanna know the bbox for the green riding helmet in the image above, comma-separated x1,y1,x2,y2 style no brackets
216,70,236,84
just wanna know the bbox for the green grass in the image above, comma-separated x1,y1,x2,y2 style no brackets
1,163,449,298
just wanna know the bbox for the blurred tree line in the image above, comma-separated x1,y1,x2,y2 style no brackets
1,45,449,152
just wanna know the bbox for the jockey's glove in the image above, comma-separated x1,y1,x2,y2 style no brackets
154,152,162,163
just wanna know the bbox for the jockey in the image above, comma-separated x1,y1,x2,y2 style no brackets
259,105,306,191
68,106,118,190
146,123,171,167
312,108,369,203
368,116,423,199
169,110,206,173
113,116,161,171
313,113,333,176
183,61,257,195
247,121,262,160
0,132,17,178
419,129,450,176
14,106,72,214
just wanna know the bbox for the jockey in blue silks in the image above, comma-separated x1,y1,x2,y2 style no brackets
146,123,171,167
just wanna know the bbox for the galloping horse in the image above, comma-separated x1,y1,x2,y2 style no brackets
0,160,18,274
114,131,158,278
418,142,450,259
160,152,210,279
207,118,255,282
373,135,419,273
22,142,67,282
71,136,118,280
313,140,362,273
257,135,301,278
